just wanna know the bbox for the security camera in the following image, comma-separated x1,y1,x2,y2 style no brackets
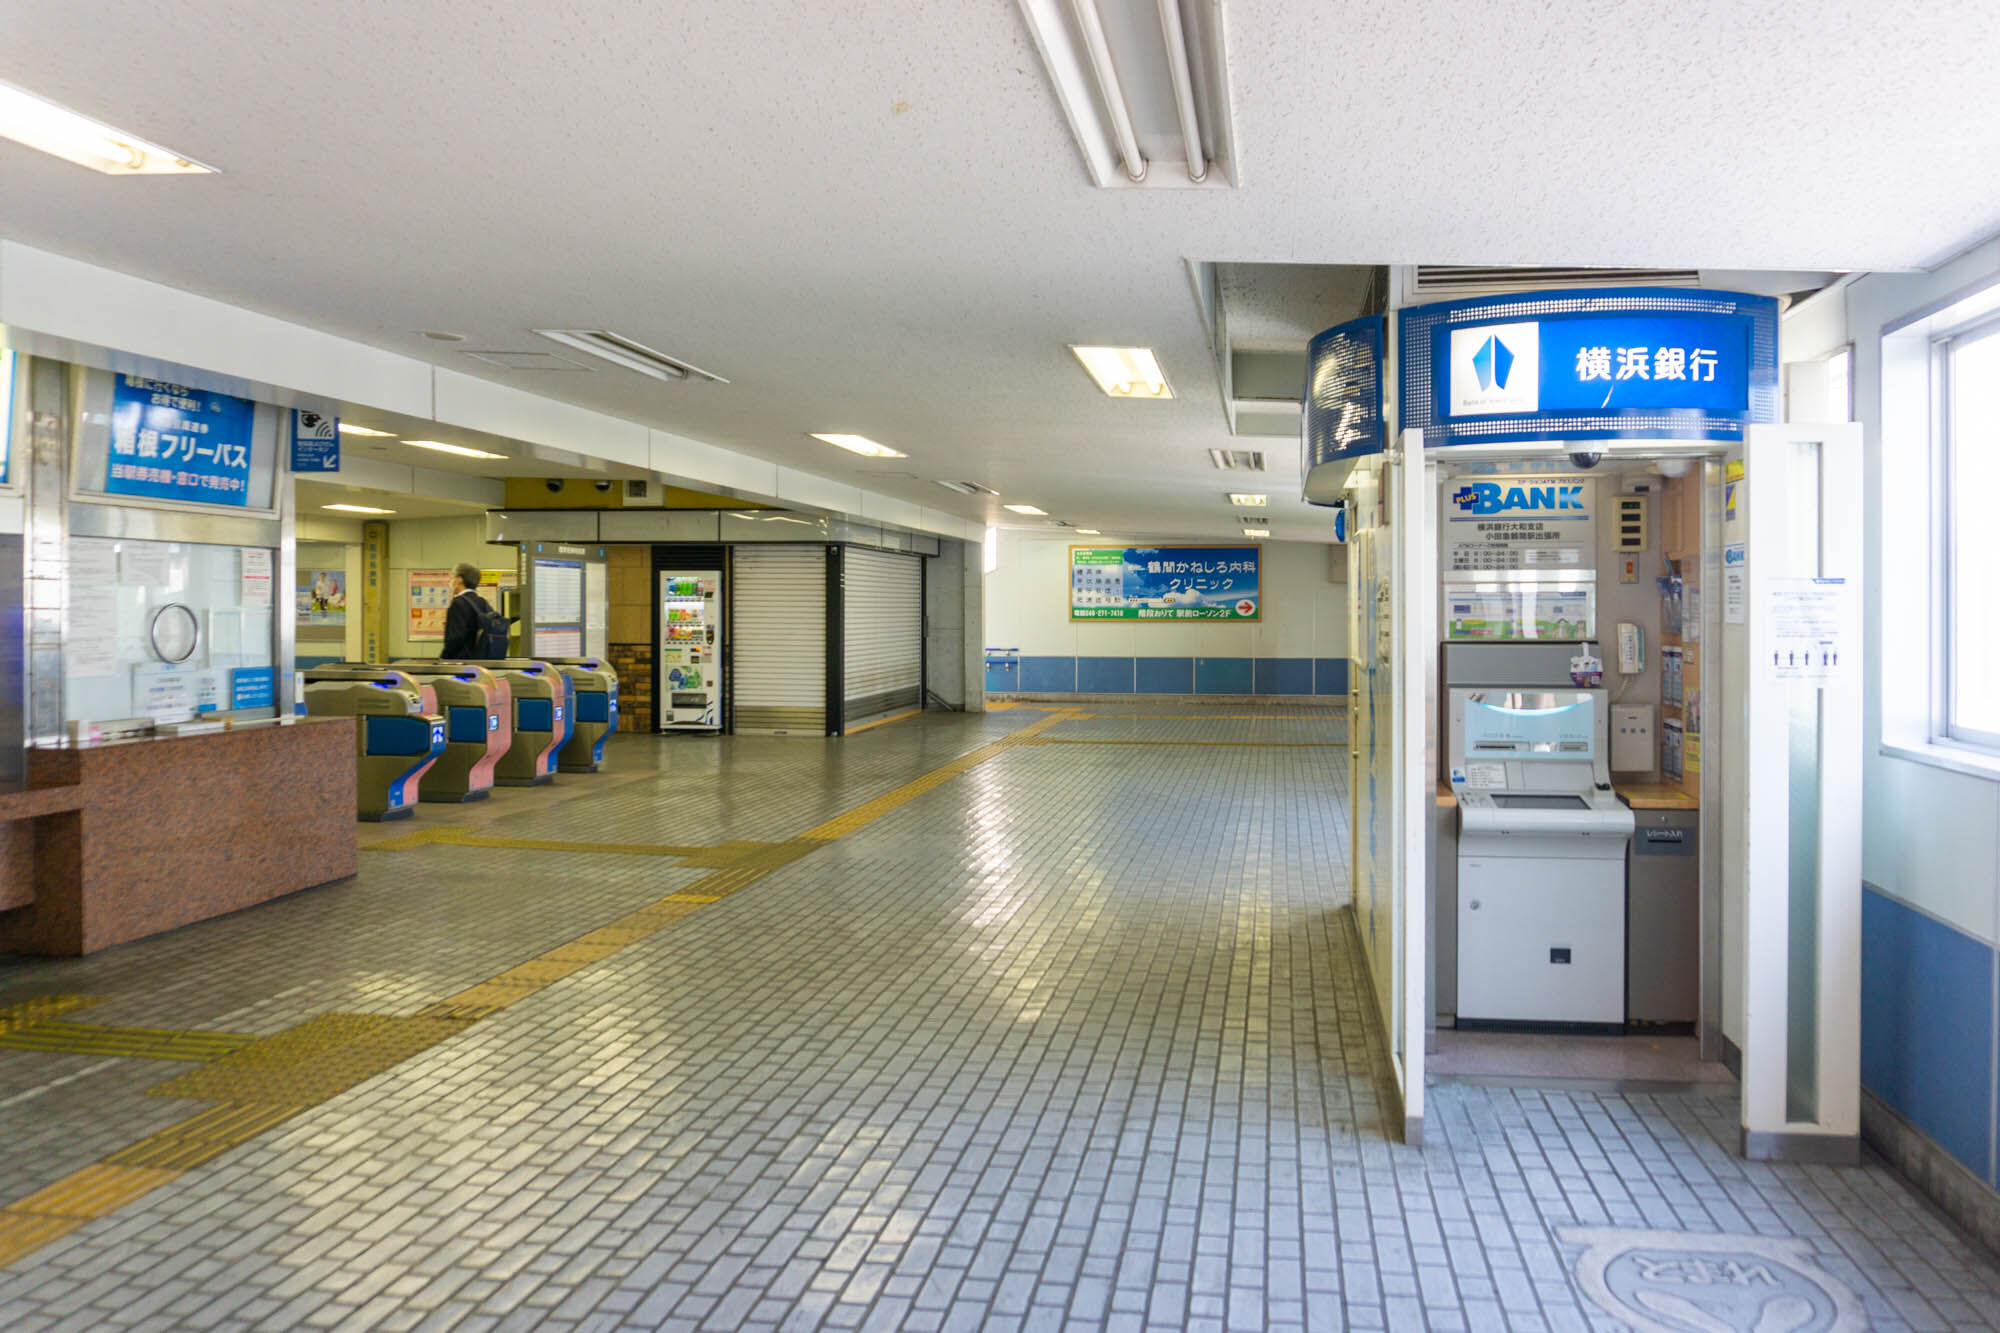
1567,450,1604,470
544,478,563,493
593,479,613,493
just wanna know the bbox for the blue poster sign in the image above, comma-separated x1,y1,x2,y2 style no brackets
1304,314,1386,467
1434,313,1752,419
1070,545,1260,620
290,410,340,472
107,375,256,506
1399,288,1779,446
231,666,276,710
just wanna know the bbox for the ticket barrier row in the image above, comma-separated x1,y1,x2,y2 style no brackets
301,657,619,820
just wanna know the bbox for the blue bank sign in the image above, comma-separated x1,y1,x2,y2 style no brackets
107,375,256,507
1450,482,1586,516
1401,288,1779,446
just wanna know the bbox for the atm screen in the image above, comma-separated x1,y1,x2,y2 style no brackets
1490,793,1589,810
1462,692,1596,760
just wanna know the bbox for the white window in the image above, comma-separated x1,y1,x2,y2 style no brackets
1941,322,2000,749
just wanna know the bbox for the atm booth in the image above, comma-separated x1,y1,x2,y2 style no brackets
1305,286,1862,1162
301,666,447,820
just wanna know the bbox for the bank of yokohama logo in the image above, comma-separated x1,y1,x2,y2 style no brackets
1471,334,1515,391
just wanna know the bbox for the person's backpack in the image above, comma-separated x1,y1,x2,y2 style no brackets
470,594,511,659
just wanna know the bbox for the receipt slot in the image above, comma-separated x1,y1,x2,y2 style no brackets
302,667,447,821
1449,688,1634,1027
390,663,513,801
544,657,619,773
442,659,569,786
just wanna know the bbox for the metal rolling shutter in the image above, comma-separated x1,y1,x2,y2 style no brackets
843,548,923,727
731,545,826,734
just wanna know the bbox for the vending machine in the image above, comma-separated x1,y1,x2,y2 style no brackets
658,571,722,731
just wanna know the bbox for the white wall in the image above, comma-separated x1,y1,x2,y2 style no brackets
385,516,497,661
1782,246,2000,947
983,531,1349,662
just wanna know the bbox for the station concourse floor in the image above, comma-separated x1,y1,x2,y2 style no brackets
0,704,1995,1331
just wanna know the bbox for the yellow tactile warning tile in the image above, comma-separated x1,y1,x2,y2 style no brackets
0,994,99,1033
1020,737,1344,748
842,708,922,735
0,1022,256,1061
363,824,778,866
0,711,1084,1270
104,1102,305,1172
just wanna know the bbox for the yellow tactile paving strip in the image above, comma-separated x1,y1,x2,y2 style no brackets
0,710,1084,1267
1020,737,1344,748
0,1022,256,1061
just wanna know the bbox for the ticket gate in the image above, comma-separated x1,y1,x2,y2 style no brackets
439,659,570,786
301,667,446,821
545,657,619,773
390,663,512,801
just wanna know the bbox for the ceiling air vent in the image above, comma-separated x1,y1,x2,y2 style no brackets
463,350,591,371
935,480,998,496
531,329,728,384
1208,448,1266,471
1412,267,1701,297
624,479,663,507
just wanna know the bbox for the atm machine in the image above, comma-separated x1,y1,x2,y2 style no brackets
301,667,447,820
1449,687,1634,1027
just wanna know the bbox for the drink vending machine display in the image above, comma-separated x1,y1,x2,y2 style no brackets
659,571,722,731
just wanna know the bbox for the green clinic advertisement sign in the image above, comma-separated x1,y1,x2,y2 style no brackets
1070,545,1261,621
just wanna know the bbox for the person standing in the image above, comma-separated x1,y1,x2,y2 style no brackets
442,562,497,659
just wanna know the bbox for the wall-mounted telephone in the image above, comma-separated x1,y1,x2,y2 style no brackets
1617,622,1645,674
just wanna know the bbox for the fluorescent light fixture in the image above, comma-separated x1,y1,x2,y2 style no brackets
1228,492,1267,506
1003,503,1047,515
337,423,395,437
0,79,215,175
403,439,507,460
810,433,906,459
1242,527,1270,537
531,329,727,384
1077,529,1101,535
763,515,813,525
322,503,396,515
1069,346,1172,399
1208,448,1266,470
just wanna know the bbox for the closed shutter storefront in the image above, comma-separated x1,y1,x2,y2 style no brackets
731,544,826,734
842,547,923,728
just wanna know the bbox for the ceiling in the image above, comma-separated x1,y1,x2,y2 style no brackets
4,2,1999,543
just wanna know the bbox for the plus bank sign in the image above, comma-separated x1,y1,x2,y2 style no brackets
1470,333,1515,391
1452,482,1584,515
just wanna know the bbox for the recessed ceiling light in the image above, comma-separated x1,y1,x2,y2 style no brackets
404,439,507,460
1069,346,1173,399
935,479,998,495
338,423,395,437
1228,492,1268,506
0,79,214,174
810,433,906,459
1077,529,1101,535
1003,503,1047,515
1208,448,1266,471
1242,527,1270,537
323,503,397,515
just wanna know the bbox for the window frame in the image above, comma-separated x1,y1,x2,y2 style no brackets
1935,314,2000,753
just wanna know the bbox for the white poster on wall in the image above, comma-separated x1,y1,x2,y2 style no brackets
1441,478,1596,574
120,542,172,586
1723,542,1747,624
1767,577,1847,682
69,540,121,678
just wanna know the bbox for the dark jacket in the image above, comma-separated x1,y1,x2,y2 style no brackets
443,590,493,659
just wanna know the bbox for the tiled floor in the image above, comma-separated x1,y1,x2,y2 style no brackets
0,703,1993,1331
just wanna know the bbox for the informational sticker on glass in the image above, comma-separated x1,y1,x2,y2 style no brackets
68,539,120,679
535,627,583,656
1768,577,1848,682
1442,479,1596,573
1723,542,1747,623
231,666,277,710
121,543,172,586
1444,583,1595,640
290,410,340,472
408,568,453,640
1069,546,1260,620
106,375,256,507
135,664,197,719
240,548,272,609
